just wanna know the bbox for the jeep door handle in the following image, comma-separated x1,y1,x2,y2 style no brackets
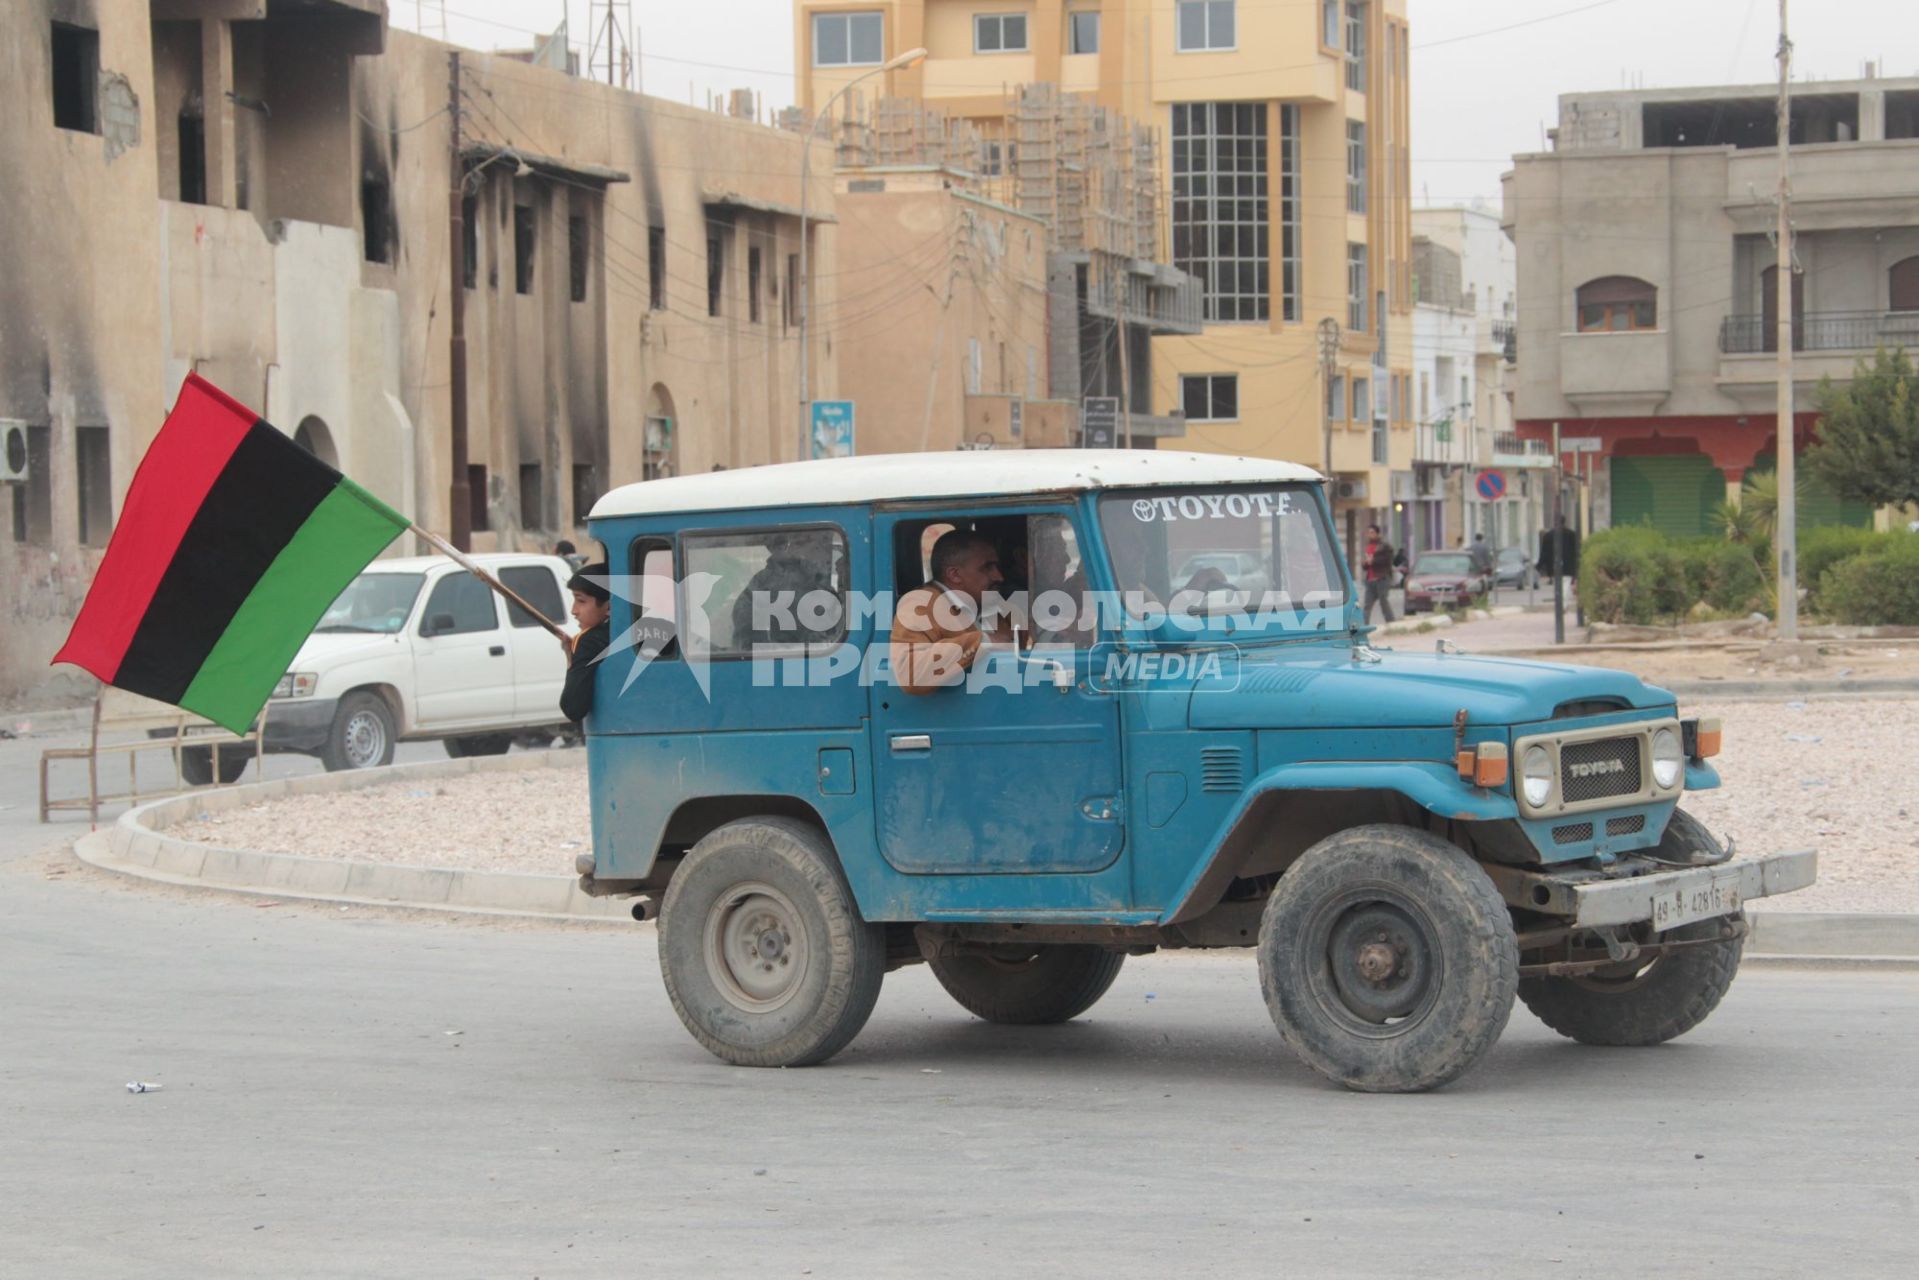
488,645,506,656
890,734,932,753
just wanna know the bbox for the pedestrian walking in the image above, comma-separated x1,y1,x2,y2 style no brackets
1469,532,1493,576
1362,523,1396,624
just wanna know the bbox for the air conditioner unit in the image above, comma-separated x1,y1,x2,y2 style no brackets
0,421,27,483
1335,477,1368,503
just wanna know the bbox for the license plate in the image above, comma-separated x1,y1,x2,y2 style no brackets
1649,876,1741,933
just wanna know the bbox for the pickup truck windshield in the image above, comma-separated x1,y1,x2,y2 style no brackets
1097,485,1346,628
316,572,425,633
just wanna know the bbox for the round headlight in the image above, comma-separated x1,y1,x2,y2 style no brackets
1521,745,1554,808
1651,727,1683,789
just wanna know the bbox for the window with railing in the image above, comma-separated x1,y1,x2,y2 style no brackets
1575,276,1656,332
1345,2,1367,92
1892,256,1919,312
1348,243,1368,332
1346,121,1366,213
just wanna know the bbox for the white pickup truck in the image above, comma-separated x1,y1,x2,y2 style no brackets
189,553,578,776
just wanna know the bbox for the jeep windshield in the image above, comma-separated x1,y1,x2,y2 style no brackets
315,572,425,634
1096,485,1347,638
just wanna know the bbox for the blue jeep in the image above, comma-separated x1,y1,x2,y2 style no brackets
577,451,1813,1092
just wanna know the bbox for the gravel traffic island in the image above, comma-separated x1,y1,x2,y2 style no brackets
168,699,1919,914
175,763,592,876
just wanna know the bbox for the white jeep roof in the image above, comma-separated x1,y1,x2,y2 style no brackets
360,553,570,574
591,449,1322,519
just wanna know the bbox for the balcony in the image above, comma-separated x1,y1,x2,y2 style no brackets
1560,329,1670,415
1720,309,1919,354
1491,319,1517,363
1491,431,1554,468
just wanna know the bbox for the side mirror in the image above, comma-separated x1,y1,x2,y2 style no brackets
423,612,456,637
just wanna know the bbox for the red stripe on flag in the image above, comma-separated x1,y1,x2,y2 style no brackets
52,374,260,682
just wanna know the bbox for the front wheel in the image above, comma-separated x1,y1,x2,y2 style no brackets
1258,825,1518,1093
445,734,512,759
321,692,395,772
179,743,251,786
659,818,884,1067
928,946,1125,1025
1519,810,1744,1046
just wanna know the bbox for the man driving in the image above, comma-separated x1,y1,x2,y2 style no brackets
890,529,1013,694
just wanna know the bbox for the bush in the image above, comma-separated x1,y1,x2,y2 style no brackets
1702,541,1770,614
1799,525,1892,614
1580,526,1687,625
1818,534,1919,625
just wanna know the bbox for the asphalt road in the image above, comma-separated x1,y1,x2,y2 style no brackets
3,832,1915,1278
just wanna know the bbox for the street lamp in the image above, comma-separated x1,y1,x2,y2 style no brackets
1316,318,1341,482
797,46,928,462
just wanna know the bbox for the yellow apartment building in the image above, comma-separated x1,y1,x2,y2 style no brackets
796,0,1415,546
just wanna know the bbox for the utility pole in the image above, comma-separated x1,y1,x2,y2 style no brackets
1551,421,1565,645
447,50,470,552
1116,272,1131,450
1774,0,1799,639
1317,318,1342,477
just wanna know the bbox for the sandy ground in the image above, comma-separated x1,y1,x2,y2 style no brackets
173,696,1914,915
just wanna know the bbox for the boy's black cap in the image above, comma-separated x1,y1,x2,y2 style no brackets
567,563,611,604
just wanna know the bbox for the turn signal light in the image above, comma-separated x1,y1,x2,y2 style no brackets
1473,742,1509,789
1695,717,1722,759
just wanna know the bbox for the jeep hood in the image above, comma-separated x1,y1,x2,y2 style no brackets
1187,645,1673,730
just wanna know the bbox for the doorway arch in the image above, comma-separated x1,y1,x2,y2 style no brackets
643,384,677,480
293,415,339,468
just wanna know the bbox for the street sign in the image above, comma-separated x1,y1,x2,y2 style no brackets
1081,396,1118,449
810,401,855,459
1476,470,1507,501
1561,436,1603,453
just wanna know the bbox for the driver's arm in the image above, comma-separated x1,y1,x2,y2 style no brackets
890,588,984,696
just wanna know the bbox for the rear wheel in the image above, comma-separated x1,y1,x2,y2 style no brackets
659,818,884,1067
1259,824,1519,1093
1519,810,1744,1046
445,734,512,759
928,946,1125,1025
179,743,251,786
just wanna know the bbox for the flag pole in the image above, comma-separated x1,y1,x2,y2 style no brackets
409,523,572,643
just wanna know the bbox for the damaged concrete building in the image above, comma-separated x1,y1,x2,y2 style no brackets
1,1,843,701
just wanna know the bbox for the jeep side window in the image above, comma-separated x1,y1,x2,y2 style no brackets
627,538,680,661
420,572,499,635
684,526,848,657
1028,513,1094,647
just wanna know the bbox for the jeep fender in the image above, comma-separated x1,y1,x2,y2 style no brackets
1161,761,1518,924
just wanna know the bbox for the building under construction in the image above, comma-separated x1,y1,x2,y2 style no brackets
810,83,1202,448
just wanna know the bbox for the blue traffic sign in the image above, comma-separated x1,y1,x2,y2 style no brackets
1475,470,1507,501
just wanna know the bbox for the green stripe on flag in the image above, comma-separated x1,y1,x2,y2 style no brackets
180,480,406,733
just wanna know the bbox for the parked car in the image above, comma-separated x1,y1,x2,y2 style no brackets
1404,550,1494,614
242,553,579,772
1494,545,1539,590
573,451,1813,1092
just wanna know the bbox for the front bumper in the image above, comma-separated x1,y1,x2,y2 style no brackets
262,696,339,754
1483,849,1817,930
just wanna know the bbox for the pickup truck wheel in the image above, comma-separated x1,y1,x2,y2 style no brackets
1518,811,1744,1046
1258,824,1518,1093
321,693,395,772
659,818,884,1068
445,734,512,759
180,744,251,786
928,946,1125,1025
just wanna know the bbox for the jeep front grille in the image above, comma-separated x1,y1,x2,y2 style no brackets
1559,736,1641,804
1553,822,1595,845
1606,815,1646,837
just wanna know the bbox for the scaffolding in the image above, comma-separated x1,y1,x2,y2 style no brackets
820,83,1166,264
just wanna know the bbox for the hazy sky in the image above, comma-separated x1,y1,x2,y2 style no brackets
413,0,1919,206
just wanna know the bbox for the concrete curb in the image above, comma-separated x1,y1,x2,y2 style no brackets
75,750,634,925
69,752,1919,964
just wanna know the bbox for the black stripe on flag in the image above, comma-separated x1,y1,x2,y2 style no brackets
114,421,341,705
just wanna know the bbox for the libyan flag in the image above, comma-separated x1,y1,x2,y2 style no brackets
53,374,407,733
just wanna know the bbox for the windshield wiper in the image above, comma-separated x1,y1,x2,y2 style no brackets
314,623,380,633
